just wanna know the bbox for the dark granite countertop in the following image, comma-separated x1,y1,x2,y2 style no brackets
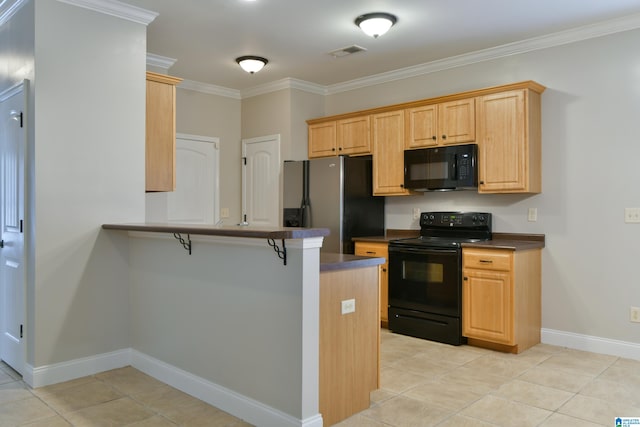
102,223,330,240
352,229,420,244
320,253,385,272
462,233,545,251
354,231,545,250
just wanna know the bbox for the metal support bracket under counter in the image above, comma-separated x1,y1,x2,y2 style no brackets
101,223,329,265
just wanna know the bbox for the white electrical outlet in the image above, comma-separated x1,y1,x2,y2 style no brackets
341,298,355,315
413,208,421,220
220,208,230,218
624,208,640,223
528,208,537,222
631,307,640,323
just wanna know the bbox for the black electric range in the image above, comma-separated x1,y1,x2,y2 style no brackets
387,211,492,345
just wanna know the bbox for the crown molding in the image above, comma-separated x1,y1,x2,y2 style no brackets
147,53,177,71
326,12,640,95
179,79,241,100
0,0,27,27
56,0,158,25
179,12,640,99
240,78,326,99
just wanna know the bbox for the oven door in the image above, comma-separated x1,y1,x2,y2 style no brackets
388,245,461,317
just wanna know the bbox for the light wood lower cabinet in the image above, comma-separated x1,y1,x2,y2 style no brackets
354,242,389,327
462,247,541,353
146,71,182,192
320,266,379,426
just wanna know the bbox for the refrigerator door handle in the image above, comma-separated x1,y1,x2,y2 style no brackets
301,203,311,228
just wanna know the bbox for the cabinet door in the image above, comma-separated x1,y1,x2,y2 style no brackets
477,90,530,193
355,242,389,325
462,268,514,345
372,110,410,195
337,116,371,155
405,105,438,149
308,121,337,158
146,72,182,192
438,98,476,145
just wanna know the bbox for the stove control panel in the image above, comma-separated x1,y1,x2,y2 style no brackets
420,211,491,228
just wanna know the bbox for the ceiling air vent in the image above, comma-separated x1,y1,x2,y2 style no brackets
328,45,367,58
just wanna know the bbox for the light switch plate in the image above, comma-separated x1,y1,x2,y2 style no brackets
341,298,355,315
624,208,640,223
528,208,537,222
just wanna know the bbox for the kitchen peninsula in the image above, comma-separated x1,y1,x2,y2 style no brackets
102,223,383,427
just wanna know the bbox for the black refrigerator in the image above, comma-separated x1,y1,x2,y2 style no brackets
282,156,385,254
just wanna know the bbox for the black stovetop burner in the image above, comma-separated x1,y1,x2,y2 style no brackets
390,211,492,248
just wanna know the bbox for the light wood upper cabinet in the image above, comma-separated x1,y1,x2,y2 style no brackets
306,81,545,195
462,247,541,354
337,116,371,155
477,89,541,193
406,98,476,149
146,71,182,192
308,116,371,158
308,121,337,158
372,110,411,196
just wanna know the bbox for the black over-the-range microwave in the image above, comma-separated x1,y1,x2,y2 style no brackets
404,143,478,191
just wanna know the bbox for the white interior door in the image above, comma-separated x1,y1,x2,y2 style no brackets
242,135,280,227
0,80,27,375
167,134,219,224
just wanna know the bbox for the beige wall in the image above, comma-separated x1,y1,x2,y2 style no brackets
29,0,147,366
289,89,325,160
175,88,241,221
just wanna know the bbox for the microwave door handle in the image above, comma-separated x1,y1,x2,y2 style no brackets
450,154,457,180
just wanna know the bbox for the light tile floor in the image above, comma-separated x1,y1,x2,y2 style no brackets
1,329,639,426
336,329,640,427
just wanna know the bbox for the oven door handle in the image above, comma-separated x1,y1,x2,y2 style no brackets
390,247,459,256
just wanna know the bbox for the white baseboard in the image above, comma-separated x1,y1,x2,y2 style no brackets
25,330,637,426
22,347,322,427
130,350,323,427
23,348,131,388
541,328,640,360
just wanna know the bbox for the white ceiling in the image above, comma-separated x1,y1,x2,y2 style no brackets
123,0,640,92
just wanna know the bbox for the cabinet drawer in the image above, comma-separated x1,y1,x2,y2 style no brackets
463,249,511,271
355,242,388,259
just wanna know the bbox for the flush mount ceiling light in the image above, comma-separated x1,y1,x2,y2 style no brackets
235,56,268,74
355,12,397,38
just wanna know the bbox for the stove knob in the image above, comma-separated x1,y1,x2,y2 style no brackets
429,215,435,221
472,215,478,222
479,216,486,223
